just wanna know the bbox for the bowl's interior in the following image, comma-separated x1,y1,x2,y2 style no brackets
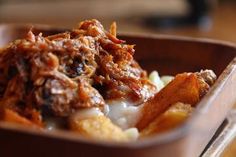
121,35,236,77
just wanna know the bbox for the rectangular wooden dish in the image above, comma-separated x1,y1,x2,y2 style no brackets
0,24,236,157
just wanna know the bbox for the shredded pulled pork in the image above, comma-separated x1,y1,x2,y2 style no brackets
0,19,156,118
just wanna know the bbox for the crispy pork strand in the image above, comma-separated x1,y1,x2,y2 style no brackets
136,70,216,130
0,108,43,128
0,19,156,120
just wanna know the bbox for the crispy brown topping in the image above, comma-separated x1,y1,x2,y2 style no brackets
0,19,156,118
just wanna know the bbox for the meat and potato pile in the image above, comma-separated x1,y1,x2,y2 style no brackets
0,19,216,141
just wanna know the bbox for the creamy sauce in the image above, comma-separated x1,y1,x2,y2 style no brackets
124,128,139,141
149,71,174,92
161,75,174,86
71,107,104,121
106,100,142,130
149,71,164,92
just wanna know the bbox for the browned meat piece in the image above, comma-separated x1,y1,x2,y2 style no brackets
196,69,217,97
0,19,155,118
196,69,217,86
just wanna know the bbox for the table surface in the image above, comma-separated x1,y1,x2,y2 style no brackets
222,138,236,157
116,3,236,44
0,2,236,44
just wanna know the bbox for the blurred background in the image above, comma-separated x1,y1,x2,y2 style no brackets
0,0,236,43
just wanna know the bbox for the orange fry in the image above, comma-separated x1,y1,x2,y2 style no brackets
69,115,128,141
136,73,206,130
140,102,193,137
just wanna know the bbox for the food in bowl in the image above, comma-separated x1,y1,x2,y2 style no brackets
0,19,216,141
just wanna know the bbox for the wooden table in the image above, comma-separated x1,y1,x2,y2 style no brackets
115,3,236,44
0,2,236,45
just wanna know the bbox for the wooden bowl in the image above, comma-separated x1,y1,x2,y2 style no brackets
0,24,236,157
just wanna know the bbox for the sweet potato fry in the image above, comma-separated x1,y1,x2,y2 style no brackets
69,115,129,142
0,108,41,128
140,102,193,137
136,73,208,130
